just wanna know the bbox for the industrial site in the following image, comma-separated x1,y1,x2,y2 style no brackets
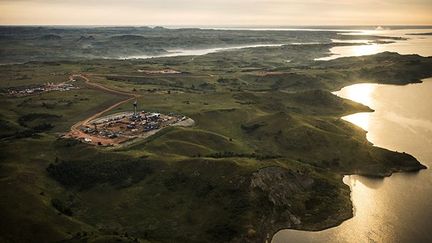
66,101,194,146
4,79,78,97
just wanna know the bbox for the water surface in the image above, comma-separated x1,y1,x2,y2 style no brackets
273,79,432,243
124,28,432,60
318,29,432,60
123,44,284,59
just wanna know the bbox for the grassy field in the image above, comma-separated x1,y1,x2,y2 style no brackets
0,44,431,242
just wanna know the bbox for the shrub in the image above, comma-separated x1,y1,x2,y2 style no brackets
51,198,73,216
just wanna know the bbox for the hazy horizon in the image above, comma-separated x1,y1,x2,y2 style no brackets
1,0,432,26
1,24,432,28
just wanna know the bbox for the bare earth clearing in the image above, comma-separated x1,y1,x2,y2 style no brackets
64,74,193,146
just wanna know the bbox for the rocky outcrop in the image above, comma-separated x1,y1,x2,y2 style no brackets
247,166,316,242
251,166,314,207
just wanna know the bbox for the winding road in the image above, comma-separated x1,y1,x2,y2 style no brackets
67,74,139,140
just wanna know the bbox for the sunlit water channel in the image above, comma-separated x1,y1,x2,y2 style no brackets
124,28,432,61
123,43,284,59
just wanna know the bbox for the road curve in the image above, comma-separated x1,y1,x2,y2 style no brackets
68,74,139,134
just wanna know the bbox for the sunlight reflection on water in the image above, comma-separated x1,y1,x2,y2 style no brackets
317,29,432,61
335,83,376,131
273,78,432,243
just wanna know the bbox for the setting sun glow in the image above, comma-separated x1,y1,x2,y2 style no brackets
0,0,431,25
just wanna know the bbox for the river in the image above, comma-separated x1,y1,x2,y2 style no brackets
124,28,432,61
123,44,284,59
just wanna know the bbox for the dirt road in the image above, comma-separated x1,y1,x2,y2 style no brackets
67,74,138,140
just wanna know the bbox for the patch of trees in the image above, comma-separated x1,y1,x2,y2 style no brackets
33,123,55,132
204,151,281,160
18,113,61,127
0,119,18,138
10,113,61,138
106,75,170,86
163,172,216,197
162,169,249,242
51,198,73,216
198,82,216,91
63,231,140,243
217,78,240,85
241,122,266,133
11,123,54,139
46,158,154,190
55,138,82,147
206,223,239,242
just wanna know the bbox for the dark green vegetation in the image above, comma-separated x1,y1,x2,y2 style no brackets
408,32,432,36
0,27,431,243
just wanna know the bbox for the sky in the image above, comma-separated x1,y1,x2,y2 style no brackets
0,0,431,26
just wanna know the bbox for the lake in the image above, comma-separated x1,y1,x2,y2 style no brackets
273,79,432,243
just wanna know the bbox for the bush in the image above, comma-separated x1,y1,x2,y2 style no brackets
51,198,73,216
18,113,61,127
47,158,154,190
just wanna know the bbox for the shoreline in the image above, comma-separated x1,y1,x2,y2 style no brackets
269,161,427,242
270,79,429,242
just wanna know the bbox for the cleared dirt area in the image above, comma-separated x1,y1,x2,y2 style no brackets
71,111,193,146
64,74,193,147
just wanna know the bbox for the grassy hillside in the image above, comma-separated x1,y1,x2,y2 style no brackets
0,46,430,242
